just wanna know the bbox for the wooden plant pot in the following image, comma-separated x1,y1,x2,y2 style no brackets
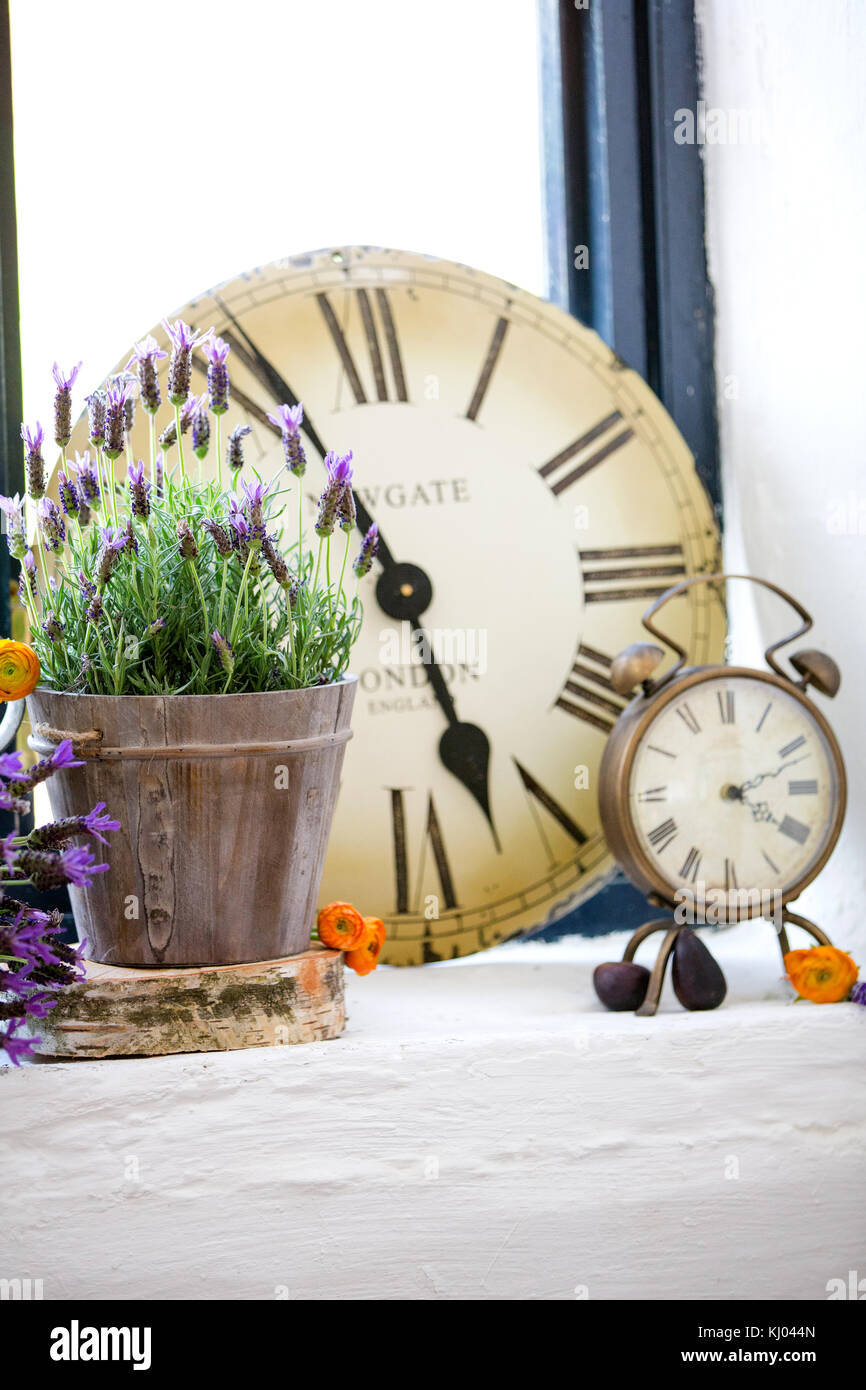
26,678,357,968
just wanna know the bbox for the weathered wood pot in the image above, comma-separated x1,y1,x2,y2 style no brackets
25,679,356,967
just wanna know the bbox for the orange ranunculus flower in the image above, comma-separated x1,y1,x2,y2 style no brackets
316,901,367,951
345,917,386,976
784,946,858,1004
0,639,40,700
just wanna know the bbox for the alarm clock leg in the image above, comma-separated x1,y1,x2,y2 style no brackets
776,909,833,967
635,924,683,1017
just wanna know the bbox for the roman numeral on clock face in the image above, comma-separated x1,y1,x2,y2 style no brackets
679,846,701,882
676,702,701,735
778,735,806,759
389,789,457,914
648,817,678,852
778,814,810,845
717,690,735,724
538,410,635,494
580,544,686,604
554,644,626,733
466,316,510,421
317,289,409,404
789,779,818,795
513,759,588,848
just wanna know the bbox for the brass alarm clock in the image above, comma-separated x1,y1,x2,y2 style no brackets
595,574,846,1016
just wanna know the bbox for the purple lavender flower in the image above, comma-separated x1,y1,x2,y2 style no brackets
261,535,291,589
49,740,86,772
28,801,120,851
177,519,198,560
211,630,234,676
127,459,151,519
229,510,252,560
851,981,866,1006
203,518,233,559
162,318,212,406
20,548,37,600
0,749,24,778
314,453,354,538
338,481,357,533
57,470,82,519
226,423,252,473
159,394,201,451
122,517,139,556
52,360,82,447
144,617,165,639
95,524,129,585
42,612,65,643
267,401,307,477
71,451,100,507
0,493,26,559
126,335,167,415
0,1024,39,1066
154,451,165,497
14,844,110,892
103,377,131,458
240,477,275,540
204,336,230,415
86,390,107,449
353,521,379,578
37,497,65,552
21,422,45,499
192,402,210,460
85,592,104,623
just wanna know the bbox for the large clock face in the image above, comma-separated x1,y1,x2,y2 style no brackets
65,247,725,963
628,673,843,905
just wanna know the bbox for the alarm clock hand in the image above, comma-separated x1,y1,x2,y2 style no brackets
737,755,808,796
216,303,502,849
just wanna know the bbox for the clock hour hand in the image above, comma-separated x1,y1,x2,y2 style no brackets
215,299,501,847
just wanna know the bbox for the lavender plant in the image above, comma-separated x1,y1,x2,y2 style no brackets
0,741,119,1065
4,324,379,696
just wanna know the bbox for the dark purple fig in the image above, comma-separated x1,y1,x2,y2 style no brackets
672,929,727,1010
593,961,650,1012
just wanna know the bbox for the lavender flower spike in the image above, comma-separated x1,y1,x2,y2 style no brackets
37,497,66,552
57,470,82,520
72,451,100,507
162,318,213,406
21,422,46,499
86,390,107,449
52,361,82,447
315,451,354,537
126,335,167,415
0,493,27,559
211,630,234,676
95,525,128,586
177,519,198,560
353,521,379,578
204,336,230,415
202,518,233,559
42,612,65,643
267,402,306,477
127,460,151,519
227,423,251,472
241,477,275,540
192,401,210,460
103,377,131,459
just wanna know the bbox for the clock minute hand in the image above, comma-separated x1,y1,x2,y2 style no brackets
214,301,501,848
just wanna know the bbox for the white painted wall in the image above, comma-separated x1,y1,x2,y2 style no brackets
696,0,866,955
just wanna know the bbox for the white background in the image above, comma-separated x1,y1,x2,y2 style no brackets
698,0,866,954
9,0,544,419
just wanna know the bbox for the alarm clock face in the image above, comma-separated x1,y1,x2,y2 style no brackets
628,671,844,907
64,247,725,963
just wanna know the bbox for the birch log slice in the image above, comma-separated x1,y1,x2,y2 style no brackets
32,947,345,1058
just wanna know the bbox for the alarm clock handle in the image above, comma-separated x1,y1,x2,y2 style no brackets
639,572,814,689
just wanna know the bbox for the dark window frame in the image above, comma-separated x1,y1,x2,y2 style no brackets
537,0,721,938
